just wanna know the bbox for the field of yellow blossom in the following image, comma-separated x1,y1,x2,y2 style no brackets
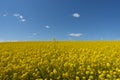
0,41,120,80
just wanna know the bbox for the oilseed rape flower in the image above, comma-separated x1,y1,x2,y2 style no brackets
62,72,69,78
0,41,120,79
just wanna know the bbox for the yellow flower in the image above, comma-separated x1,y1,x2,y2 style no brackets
49,72,54,77
62,72,69,78
106,63,110,67
36,78,43,80
53,68,57,74
13,73,18,79
85,71,90,75
82,76,86,80
21,72,28,79
76,76,80,80
89,75,94,79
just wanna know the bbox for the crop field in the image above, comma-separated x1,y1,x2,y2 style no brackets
0,41,120,80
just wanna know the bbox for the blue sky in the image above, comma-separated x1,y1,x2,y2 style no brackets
0,0,120,41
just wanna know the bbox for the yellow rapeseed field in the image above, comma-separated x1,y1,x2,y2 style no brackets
0,41,120,80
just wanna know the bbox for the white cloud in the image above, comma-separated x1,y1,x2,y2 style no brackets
13,13,20,17
28,33,37,38
13,13,26,22
3,14,7,17
69,33,82,37
19,15,23,19
21,19,26,22
33,33,37,36
45,25,50,29
72,13,80,18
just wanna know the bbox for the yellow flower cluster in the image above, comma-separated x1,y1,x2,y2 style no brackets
0,41,120,80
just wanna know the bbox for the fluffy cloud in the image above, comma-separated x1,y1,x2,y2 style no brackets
45,25,50,29
13,13,20,17
33,33,37,36
72,13,80,18
21,19,26,22
13,13,26,22
28,33,37,38
69,33,82,37
3,14,7,17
